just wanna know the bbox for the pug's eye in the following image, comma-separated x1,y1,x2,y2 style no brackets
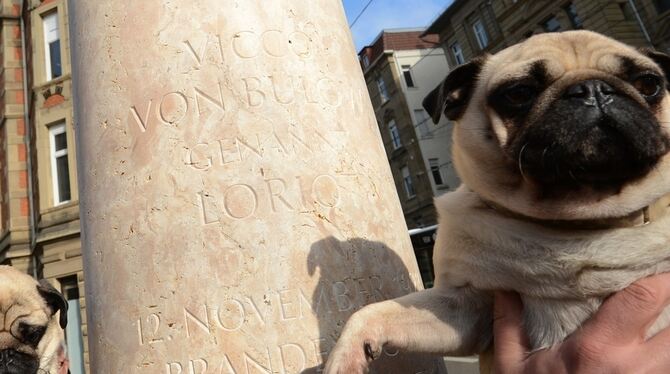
502,85,537,107
19,323,46,347
633,74,662,98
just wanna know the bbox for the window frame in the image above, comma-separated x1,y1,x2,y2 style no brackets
564,2,584,29
451,42,465,65
429,158,445,186
472,20,489,49
542,15,562,32
60,276,86,374
388,119,402,149
49,122,71,206
401,166,416,199
377,76,390,103
401,65,416,88
43,11,62,81
362,54,370,68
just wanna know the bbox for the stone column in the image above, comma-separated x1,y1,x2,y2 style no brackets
69,1,446,373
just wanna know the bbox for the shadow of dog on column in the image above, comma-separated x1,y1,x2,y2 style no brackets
301,237,446,374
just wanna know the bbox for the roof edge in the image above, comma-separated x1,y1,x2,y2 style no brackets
422,0,467,36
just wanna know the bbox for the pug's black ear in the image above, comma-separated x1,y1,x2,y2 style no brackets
422,56,487,123
37,280,68,329
641,48,670,81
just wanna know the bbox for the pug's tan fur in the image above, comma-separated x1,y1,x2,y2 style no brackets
324,31,670,373
0,266,69,374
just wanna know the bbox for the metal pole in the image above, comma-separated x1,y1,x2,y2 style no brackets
628,0,653,45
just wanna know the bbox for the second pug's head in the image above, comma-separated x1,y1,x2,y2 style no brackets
424,30,670,220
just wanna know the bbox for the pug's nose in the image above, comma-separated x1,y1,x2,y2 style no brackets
564,79,615,107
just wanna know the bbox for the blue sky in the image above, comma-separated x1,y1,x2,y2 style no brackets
342,0,454,51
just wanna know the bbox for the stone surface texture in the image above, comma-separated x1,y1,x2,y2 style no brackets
69,1,446,373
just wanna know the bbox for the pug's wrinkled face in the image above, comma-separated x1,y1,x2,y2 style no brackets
424,30,670,220
0,266,67,374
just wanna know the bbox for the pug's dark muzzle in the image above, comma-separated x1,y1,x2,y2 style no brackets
510,78,670,192
0,349,39,374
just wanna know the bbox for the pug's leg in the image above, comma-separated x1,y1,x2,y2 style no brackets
323,286,492,374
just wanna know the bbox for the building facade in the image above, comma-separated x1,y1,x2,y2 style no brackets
0,0,87,372
426,0,670,68
358,29,459,230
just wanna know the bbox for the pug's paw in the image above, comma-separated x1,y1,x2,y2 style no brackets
323,337,382,374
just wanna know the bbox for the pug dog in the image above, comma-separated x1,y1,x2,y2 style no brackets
324,30,670,373
0,266,70,374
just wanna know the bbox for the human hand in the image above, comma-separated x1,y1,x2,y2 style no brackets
493,273,670,373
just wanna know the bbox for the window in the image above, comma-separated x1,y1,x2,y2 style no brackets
564,2,583,28
414,109,432,138
388,120,402,149
543,16,562,32
656,0,670,13
377,77,390,103
429,159,445,186
50,123,71,205
451,42,465,65
362,54,370,68
60,276,85,374
43,12,62,81
473,20,489,49
401,65,415,88
401,166,416,198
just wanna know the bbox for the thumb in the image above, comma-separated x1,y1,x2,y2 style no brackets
493,291,530,371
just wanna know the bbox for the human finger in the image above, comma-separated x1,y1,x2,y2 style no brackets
580,273,670,346
493,291,530,371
